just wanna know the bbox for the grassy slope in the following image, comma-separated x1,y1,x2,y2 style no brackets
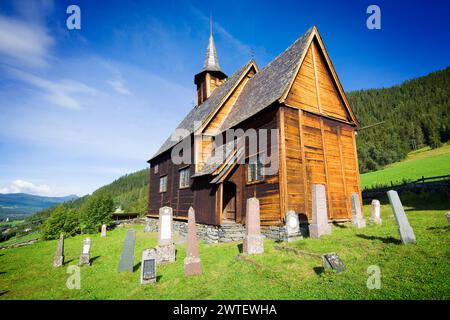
1,201,449,300
360,143,450,189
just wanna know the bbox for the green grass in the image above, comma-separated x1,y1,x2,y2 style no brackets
360,143,450,189
1,198,449,300
0,232,41,248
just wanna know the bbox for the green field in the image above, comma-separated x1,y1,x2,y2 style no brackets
360,143,450,189
1,197,449,300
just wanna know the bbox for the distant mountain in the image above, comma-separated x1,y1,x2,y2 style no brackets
0,193,78,220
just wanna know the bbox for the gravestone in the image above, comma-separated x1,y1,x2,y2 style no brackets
140,248,157,284
243,197,264,254
156,206,176,263
53,234,64,267
387,190,416,244
322,253,346,273
118,229,136,272
285,210,303,242
79,237,91,266
101,224,107,237
184,207,202,276
446,212,450,226
370,199,382,225
350,193,366,228
308,184,332,238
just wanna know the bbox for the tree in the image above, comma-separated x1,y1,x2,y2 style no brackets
80,193,114,233
41,205,80,240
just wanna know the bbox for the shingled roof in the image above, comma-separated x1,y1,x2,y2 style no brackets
150,26,315,162
151,59,256,160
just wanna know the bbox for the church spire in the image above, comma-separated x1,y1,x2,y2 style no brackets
194,17,227,106
201,16,222,73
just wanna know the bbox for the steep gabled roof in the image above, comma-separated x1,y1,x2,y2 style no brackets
218,27,314,131
150,59,256,160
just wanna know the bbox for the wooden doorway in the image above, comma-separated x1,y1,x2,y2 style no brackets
222,181,236,222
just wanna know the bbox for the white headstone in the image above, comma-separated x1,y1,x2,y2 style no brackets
309,184,332,238
446,212,450,226
285,210,302,242
101,224,107,237
387,190,416,244
141,249,157,284
370,199,382,225
79,237,91,266
350,193,366,228
156,206,176,263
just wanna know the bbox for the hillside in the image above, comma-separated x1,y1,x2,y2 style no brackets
360,143,450,189
25,168,149,227
348,67,449,173
0,193,78,220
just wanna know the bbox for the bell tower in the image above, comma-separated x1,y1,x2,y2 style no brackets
194,18,227,106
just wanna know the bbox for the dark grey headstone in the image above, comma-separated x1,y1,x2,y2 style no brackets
322,253,346,273
387,190,416,244
118,229,136,272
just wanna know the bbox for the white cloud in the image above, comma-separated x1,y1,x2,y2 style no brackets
6,67,100,109
0,180,52,196
107,78,132,95
0,15,54,68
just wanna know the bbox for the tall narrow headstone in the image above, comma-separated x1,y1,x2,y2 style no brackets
387,190,416,244
370,199,382,225
285,210,302,242
156,206,176,263
101,224,107,237
140,248,157,284
53,234,64,267
79,237,91,266
118,229,136,272
309,184,332,238
243,197,264,254
445,212,450,226
350,193,366,228
184,207,202,276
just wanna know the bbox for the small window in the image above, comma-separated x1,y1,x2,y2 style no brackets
154,164,159,174
247,155,264,183
179,167,190,189
159,175,167,193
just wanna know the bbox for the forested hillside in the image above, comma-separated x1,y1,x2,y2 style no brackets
25,169,148,227
348,67,449,172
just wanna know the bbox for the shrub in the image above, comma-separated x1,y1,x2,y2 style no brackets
80,193,114,234
41,205,80,240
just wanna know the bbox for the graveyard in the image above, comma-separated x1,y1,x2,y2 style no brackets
1,195,449,300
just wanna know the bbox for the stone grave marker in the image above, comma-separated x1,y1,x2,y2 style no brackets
309,184,332,238
156,206,176,263
370,199,382,225
350,193,366,228
243,197,264,255
184,207,202,276
101,224,107,237
446,212,450,226
79,237,91,266
387,190,416,244
285,210,302,242
144,221,152,233
118,229,136,272
140,248,157,284
322,253,346,273
53,234,64,267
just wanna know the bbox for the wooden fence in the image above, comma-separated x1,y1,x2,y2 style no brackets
362,175,450,199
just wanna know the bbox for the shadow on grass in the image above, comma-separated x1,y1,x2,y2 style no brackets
427,226,449,232
0,271,6,275
313,266,325,275
63,259,74,266
237,243,243,254
332,222,348,229
156,275,163,282
90,256,100,265
363,191,450,211
133,262,141,272
0,290,9,296
356,234,402,244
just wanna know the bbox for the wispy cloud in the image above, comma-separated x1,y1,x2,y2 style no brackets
0,15,53,68
0,179,52,196
107,78,132,96
5,67,100,109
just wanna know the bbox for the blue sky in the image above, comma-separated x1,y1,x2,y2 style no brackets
0,0,449,196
